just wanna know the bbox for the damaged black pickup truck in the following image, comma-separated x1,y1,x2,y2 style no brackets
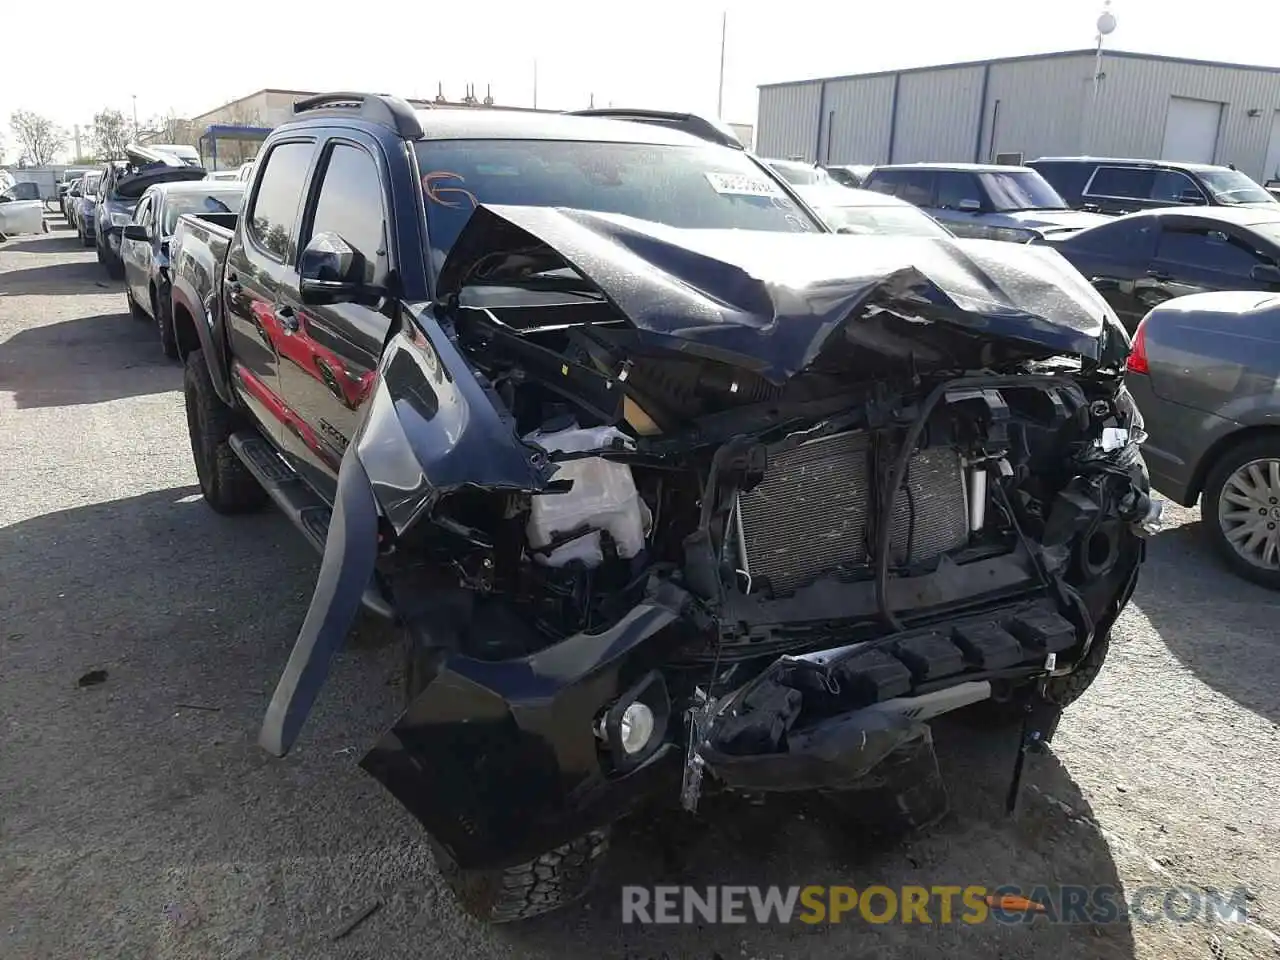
168,93,1160,922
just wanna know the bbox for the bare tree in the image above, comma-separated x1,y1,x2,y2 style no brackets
90,108,131,160
9,110,68,166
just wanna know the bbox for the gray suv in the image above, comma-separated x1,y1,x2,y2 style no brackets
863,163,1109,243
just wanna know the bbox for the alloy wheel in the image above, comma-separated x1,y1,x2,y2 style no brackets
1217,458,1280,570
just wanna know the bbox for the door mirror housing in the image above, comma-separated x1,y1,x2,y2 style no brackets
298,232,371,306
1250,263,1280,284
957,198,982,212
122,224,149,242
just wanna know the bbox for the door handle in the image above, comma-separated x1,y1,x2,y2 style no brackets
275,304,299,333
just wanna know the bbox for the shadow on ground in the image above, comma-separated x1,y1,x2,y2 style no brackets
1,231,85,255
0,258,113,296
0,311,178,408
0,487,1136,959
1135,515,1280,725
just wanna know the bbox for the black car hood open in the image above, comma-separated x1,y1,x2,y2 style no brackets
437,205,1128,381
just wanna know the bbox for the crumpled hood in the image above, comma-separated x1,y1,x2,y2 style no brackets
438,205,1126,381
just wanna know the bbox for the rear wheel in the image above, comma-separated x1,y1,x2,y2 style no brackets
184,350,267,515
1203,435,1280,590
403,623,612,923
154,287,180,360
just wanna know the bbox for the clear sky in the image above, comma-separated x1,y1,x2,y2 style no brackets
5,0,1280,163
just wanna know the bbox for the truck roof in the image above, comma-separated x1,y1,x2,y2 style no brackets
277,99,721,150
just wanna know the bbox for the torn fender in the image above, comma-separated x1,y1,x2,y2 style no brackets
352,319,556,536
259,447,380,757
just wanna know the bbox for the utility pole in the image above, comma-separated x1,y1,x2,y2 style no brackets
533,59,539,109
716,11,727,118
131,95,139,139
73,125,82,160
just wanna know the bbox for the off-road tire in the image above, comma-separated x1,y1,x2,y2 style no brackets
968,628,1110,726
403,625,612,923
80,227,94,248
1202,434,1280,590
429,830,611,924
124,284,148,322
184,350,267,514
1044,627,1110,708
154,287,180,359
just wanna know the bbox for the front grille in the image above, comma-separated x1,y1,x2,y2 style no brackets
736,431,969,596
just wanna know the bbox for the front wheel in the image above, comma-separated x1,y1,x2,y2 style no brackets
430,830,611,924
403,623,612,923
1203,435,1280,589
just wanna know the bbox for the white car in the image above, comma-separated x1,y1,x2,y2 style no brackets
204,170,241,182
0,184,46,239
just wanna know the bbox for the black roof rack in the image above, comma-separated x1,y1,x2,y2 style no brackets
565,108,743,150
292,92,424,139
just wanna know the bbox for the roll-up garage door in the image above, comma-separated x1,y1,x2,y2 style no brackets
1161,97,1223,164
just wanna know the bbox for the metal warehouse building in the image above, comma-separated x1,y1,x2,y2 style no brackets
756,50,1280,184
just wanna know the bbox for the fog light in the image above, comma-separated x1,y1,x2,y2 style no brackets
619,702,655,754
596,670,671,772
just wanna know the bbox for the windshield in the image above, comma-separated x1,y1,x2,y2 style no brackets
980,170,1068,211
82,173,102,196
162,190,244,235
414,139,821,265
767,160,833,186
1198,169,1275,205
812,201,951,238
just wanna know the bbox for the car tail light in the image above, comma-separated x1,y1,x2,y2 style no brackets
1126,317,1149,374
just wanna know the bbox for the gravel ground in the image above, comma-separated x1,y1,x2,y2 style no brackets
2,224,1278,960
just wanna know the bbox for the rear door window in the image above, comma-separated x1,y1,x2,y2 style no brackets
1155,225,1267,275
866,169,934,206
933,171,983,210
1150,170,1205,204
1086,166,1155,200
1063,217,1158,259
245,140,314,261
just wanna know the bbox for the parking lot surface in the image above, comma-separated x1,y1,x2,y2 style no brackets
2,224,1279,960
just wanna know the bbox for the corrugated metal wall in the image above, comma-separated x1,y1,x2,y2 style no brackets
755,83,822,160
891,66,986,162
820,75,896,164
757,53,1280,182
1084,58,1280,178
983,55,1092,162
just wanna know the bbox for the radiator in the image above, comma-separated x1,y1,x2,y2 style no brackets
735,431,969,596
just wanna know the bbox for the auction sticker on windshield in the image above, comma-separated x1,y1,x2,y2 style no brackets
705,172,786,197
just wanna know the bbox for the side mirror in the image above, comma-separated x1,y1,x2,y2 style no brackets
1250,263,1280,284
122,224,149,242
957,198,982,212
298,232,369,306
1177,189,1204,205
